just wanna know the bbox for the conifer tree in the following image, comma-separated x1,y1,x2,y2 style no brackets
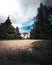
30,3,51,39
5,16,11,25
16,27,22,39
0,16,21,39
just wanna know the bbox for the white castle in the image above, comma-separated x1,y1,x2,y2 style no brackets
21,30,30,39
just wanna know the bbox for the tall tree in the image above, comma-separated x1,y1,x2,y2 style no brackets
30,3,52,39
0,16,21,39
5,15,11,25
16,27,22,39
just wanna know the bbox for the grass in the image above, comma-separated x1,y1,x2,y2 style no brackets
32,40,52,65
0,40,52,65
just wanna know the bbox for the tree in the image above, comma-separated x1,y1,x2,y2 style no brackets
16,27,22,39
5,16,11,25
0,16,21,40
30,3,46,39
30,3,52,39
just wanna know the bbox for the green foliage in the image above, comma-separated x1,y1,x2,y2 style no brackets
30,3,52,39
32,40,52,65
16,27,22,39
5,16,11,25
0,17,21,40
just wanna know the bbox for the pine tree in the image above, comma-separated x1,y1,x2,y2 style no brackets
16,27,22,39
31,3,46,39
5,16,11,25
30,3,51,39
46,7,52,39
0,16,21,39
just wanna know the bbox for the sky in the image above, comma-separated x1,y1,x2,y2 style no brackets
0,0,43,33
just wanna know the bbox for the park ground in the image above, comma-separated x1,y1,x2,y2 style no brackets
0,40,39,50
0,40,40,56
0,40,52,65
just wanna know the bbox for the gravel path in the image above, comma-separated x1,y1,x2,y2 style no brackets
0,40,39,48
0,40,39,56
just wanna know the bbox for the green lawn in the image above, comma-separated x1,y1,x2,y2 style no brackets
32,40,52,65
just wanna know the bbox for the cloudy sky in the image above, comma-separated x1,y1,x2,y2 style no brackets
0,0,43,33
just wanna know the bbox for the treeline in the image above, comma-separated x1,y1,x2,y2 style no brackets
0,16,22,40
30,3,52,39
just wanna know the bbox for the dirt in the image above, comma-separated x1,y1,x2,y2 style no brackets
0,40,39,48
0,40,39,56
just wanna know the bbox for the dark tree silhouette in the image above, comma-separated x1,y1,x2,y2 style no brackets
30,3,52,39
16,27,22,39
0,16,21,40
5,15,11,25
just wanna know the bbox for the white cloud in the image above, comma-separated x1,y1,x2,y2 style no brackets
0,0,43,32
12,23,22,28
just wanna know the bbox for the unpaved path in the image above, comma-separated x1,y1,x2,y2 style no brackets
0,40,39,56
0,40,39,49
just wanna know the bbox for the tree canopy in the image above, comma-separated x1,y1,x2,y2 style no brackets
30,3,52,39
0,16,21,40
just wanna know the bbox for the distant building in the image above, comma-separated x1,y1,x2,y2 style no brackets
21,30,30,39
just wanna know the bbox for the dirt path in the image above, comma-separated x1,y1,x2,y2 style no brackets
0,40,39,56
0,40,39,48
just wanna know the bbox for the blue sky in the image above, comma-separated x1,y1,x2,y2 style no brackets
0,0,43,33
20,17,35,32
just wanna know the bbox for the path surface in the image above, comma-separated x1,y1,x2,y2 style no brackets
0,40,39,48
0,40,39,56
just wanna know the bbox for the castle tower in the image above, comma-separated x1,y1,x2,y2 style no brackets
27,25,30,39
27,30,30,38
